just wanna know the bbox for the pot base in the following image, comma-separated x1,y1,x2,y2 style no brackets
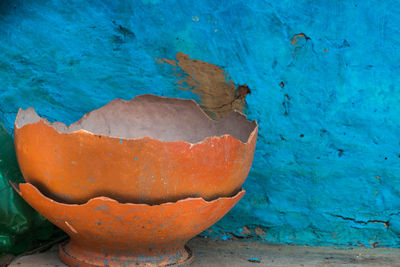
58,241,194,267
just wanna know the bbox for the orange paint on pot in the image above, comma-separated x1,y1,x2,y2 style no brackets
14,95,257,204
16,182,245,266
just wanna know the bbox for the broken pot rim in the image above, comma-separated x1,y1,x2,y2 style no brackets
14,94,258,145
13,182,246,208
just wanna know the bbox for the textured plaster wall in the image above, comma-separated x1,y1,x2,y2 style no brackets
1,0,400,247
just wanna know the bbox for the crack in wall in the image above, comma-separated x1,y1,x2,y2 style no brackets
329,214,389,229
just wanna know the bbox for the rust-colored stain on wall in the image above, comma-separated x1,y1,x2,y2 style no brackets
158,52,250,120
291,33,307,45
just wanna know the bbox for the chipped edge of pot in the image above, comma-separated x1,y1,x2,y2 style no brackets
14,94,258,145
13,182,246,207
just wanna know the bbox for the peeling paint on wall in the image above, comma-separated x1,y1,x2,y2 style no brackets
158,52,250,119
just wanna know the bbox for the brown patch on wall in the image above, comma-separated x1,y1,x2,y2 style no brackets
255,226,266,237
291,33,307,45
158,52,250,120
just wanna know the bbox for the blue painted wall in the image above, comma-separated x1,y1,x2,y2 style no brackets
1,0,399,247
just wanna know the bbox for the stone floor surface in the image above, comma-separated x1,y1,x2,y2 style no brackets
6,237,400,266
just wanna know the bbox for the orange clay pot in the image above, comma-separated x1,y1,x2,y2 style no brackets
14,94,257,204
13,182,245,267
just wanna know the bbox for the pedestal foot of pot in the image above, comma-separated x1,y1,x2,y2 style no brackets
58,241,194,267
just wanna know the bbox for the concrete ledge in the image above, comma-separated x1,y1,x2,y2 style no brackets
9,237,400,266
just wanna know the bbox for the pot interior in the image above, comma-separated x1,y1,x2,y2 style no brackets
16,95,257,143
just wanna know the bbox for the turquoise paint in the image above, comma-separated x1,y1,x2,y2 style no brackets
0,0,399,246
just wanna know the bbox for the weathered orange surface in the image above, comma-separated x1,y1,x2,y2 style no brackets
14,118,257,205
17,183,245,266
